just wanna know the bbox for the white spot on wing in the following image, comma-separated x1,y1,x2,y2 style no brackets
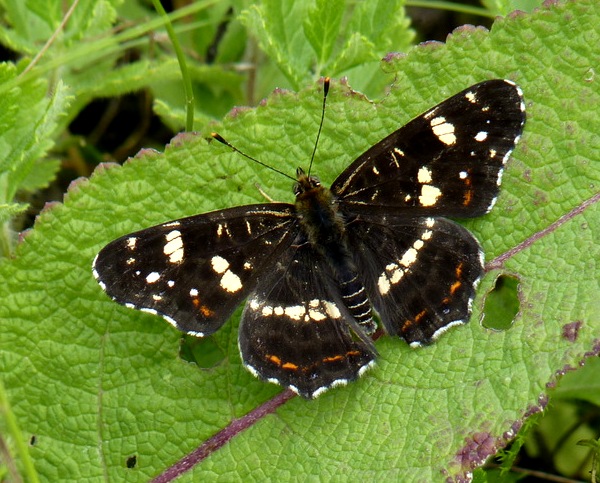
430,116,456,145
324,301,341,319
417,166,433,184
285,305,305,320
211,255,229,274
126,237,137,249
419,185,442,206
146,272,160,284
474,131,488,142
163,230,184,264
308,309,326,321
400,248,418,267
220,269,242,293
423,107,438,119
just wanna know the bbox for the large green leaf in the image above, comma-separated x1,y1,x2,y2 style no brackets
0,0,598,480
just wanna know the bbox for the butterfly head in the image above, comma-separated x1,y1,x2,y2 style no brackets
293,167,322,197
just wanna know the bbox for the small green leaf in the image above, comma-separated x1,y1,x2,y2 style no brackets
0,203,28,224
241,0,314,88
303,0,345,67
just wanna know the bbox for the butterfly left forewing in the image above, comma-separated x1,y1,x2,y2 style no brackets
93,204,298,336
332,80,525,217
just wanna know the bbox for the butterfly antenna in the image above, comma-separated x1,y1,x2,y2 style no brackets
307,77,330,177
211,132,296,182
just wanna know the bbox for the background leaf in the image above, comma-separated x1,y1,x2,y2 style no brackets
0,0,599,481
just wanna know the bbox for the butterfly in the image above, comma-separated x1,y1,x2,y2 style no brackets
93,79,525,399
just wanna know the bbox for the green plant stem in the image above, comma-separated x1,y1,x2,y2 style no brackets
406,0,493,18
0,379,39,483
20,0,80,76
152,0,195,132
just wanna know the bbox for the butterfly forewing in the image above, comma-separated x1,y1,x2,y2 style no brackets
332,80,525,217
239,242,377,398
93,204,298,336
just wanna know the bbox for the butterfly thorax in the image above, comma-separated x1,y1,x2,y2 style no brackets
294,167,376,334
293,168,345,248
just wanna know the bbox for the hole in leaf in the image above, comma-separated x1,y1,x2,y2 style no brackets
126,455,137,469
179,335,225,368
481,274,520,331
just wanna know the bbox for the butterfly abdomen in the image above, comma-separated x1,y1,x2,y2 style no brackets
294,173,375,335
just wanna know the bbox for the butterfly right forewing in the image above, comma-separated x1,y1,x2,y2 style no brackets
332,80,525,217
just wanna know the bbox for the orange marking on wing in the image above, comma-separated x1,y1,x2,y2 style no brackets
455,262,464,277
282,362,298,370
323,355,344,363
199,305,214,317
414,309,427,322
450,281,462,295
266,354,282,366
463,189,473,206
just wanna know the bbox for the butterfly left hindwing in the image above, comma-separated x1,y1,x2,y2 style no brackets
240,241,377,399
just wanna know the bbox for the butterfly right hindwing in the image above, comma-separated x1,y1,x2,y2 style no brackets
345,214,484,346
93,204,298,336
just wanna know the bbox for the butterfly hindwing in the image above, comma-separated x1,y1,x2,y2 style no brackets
332,80,525,217
93,204,298,336
345,214,484,345
239,241,377,398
